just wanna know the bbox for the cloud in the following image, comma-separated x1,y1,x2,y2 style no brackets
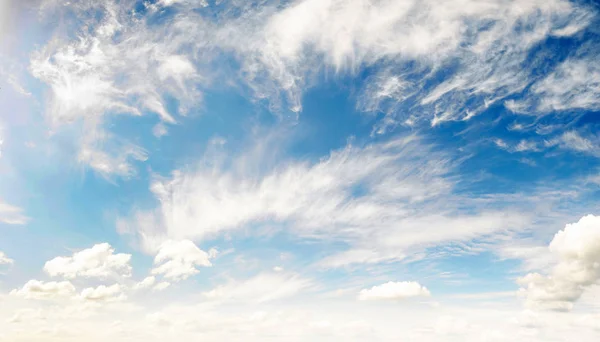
545,131,597,155
10,280,76,300
529,58,600,113
153,282,171,291
133,276,156,290
203,272,313,303
7,309,45,324
358,281,430,301
119,134,531,266
119,135,450,246
44,243,132,279
0,200,30,225
231,0,591,123
0,251,14,265
152,123,168,138
151,240,215,281
31,0,205,177
31,0,597,179
79,284,125,302
518,214,600,311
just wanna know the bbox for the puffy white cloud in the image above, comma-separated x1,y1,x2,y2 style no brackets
358,281,430,301
518,214,600,311
44,243,132,279
151,240,214,281
153,282,171,291
203,272,312,303
10,280,76,300
0,200,29,225
0,251,14,265
80,284,124,302
133,276,156,290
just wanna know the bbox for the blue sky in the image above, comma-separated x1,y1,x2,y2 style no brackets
1,0,600,341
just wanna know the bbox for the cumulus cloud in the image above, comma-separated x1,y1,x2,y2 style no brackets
518,214,600,311
153,282,171,291
44,243,132,279
0,251,14,265
0,200,30,225
133,276,156,290
358,281,430,301
203,272,313,303
151,240,215,281
79,284,125,302
10,280,76,300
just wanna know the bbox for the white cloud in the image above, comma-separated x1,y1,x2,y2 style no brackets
79,284,124,302
203,272,313,303
152,123,168,138
230,0,590,122
119,134,530,266
0,200,29,225
31,0,204,177
133,276,156,290
518,214,600,311
31,0,595,178
531,58,600,113
44,243,132,279
358,281,430,301
545,131,597,155
10,280,76,300
153,282,171,291
0,251,14,265
78,140,148,178
7,309,44,324
151,240,214,281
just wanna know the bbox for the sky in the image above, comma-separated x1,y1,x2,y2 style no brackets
0,0,600,340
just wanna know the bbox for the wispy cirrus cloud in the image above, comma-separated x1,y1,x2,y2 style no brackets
0,200,29,225
116,132,535,268
30,0,598,179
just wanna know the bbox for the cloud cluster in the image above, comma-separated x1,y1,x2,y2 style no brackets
518,214,600,311
151,240,215,281
43,243,132,279
10,280,76,300
30,0,599,178
233,0,591,122
79,284,125,302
